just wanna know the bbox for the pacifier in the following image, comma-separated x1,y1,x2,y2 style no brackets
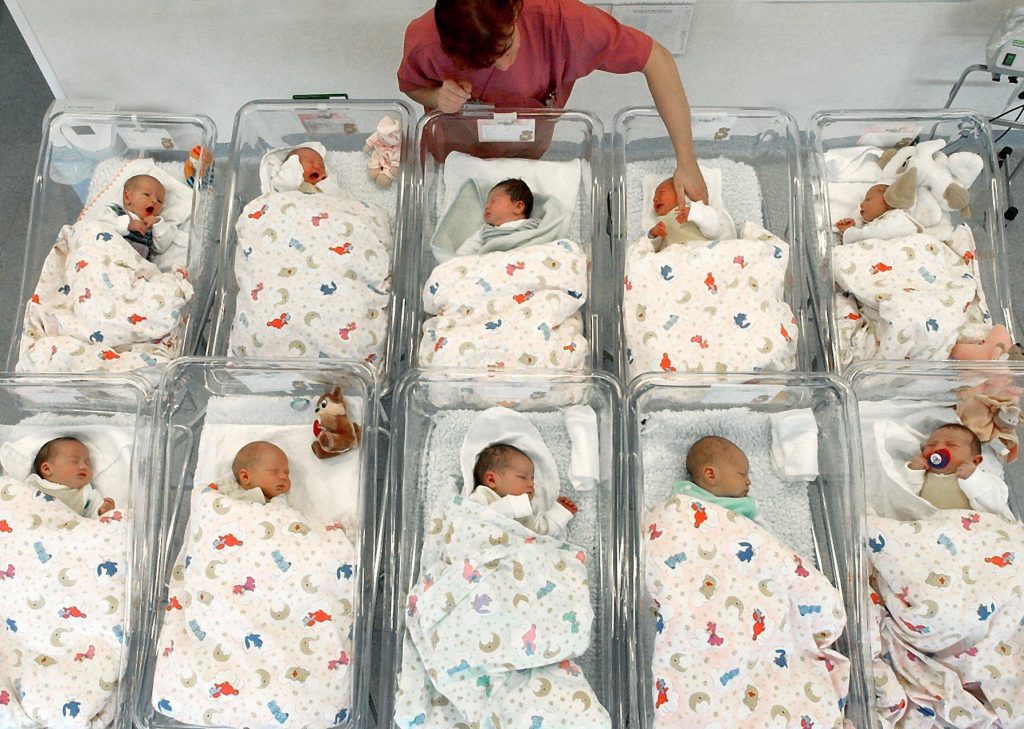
926,449,951,470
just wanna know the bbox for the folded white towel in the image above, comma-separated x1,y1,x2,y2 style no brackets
824,145,882,183
564,405,599,492
769,408,819,481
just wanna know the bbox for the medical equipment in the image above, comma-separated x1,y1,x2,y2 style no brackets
946,8,1024,223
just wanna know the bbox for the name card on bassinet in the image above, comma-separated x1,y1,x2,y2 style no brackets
119,128,176,150
701,384,785,406
477,114,536,143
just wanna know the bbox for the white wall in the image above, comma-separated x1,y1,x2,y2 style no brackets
6,0,1018,135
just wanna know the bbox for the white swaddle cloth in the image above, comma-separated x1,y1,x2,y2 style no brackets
459,406,560,518
257,141,344,196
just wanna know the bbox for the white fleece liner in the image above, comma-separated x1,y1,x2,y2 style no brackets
416,409,606,680
625,157,764,241
639,407,817,564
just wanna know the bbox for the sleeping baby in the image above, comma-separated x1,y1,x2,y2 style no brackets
835,180,923,245
674,435,757,519
28,437,115,517
456,178,540,256
215,440,292,506
468,442,578,537
904,423,1013,519
647,177,724,252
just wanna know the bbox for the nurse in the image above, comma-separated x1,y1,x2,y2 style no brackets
398,0,708,204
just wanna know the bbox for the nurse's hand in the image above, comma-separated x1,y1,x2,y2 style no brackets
674,163,708,206
438,79,473,113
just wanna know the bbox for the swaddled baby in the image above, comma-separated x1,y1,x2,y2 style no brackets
27,436,116,517
904,423,1013,519
214,440,292,506
468,443,577,536
673,435,757,520
456,178,540,256
270,144,343,196
647,177,726,252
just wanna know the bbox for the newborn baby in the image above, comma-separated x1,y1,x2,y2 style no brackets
835,180,922,244
217,441,292,506
93,174,174,261
647,177,724,252
456,178,540,256
674,435,757,519
27,437,115,517
467,443,577,536
276,145,342,195
905,423,1013,519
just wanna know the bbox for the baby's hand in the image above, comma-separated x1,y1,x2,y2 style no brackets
127,218,149,234
142,215,160,227
836,218,855,233
674,206,691,224
98,497,116,515
557,496,578,515
909,454,928,471
955,462,978,479
648,221,667,239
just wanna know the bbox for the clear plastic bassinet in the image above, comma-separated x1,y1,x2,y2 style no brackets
376,369,628,727
395,108,612,379
848,360,1024,726
0,373,153,729
128,358,382,729
610,107,818,379
623,372,872,729
806,109,1017,374
6,109,218,374
205,99,413,390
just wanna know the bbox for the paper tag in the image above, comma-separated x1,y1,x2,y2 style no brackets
298,112,358,136
119,128,175,149
692,116,738,141
857,125,922,148
701,384,785,406
228,371,319,397
477,116,536,143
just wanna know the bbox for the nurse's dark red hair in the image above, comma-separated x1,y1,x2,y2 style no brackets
435,0,523,69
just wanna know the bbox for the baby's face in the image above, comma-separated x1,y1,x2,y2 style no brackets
292,148,327,185
487,450,535,500
123,177,165,218
859,185,891,223
707,449,751,498
241,446,292,501
652,179,679,216
41,440,93,490
922,427,978,474
483,187,525,226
